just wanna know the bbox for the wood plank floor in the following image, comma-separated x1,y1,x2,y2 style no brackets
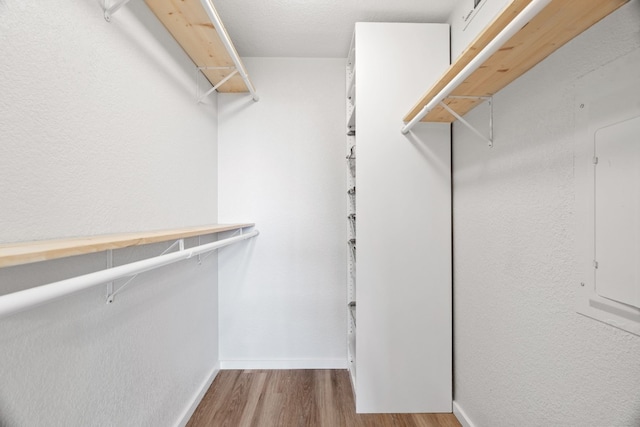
187,370,461,427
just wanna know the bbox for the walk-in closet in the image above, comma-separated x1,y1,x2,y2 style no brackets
1,0,639,425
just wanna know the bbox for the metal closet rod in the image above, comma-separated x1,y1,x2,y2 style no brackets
401,0,552,135
200,0,259,102
0,229,259,319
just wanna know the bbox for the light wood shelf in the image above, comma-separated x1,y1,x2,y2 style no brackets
0,223,254,268
403,0,628,123
144,0,250,93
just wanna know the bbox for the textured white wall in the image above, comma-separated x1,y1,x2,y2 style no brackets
0,241,219,427
452,2,640,426
217,58,346,368
0,0,218,242
0,0,220,425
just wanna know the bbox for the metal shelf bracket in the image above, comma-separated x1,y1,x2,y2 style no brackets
440,96,494,147
198,227,243,264
106,250,114,300
106,238,184,304
348,238,356,261
196,66,239,104
101,0,132,22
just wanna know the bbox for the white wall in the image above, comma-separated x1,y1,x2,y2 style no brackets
217,58,346,368
0,1,220,425
0,2,219,243
452,2,640,426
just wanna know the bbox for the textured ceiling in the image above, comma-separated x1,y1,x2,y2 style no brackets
214,0,456,58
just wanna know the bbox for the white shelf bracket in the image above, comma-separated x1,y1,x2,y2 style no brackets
348,238,356,261
101,0,132,22
106,249,114,300
196,66,238,104
106,238,184,304
197,236,202,265
400,0,551,135
200,0,260,102
440,96,494,148
198,227,246,263
0,230,259,319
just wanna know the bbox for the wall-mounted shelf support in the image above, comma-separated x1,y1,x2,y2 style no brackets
200,227,243,265
197,236,202,265
106,238,184,303
199,0,259,102
348,238,356,261
346,145,356,160
143,0,258,101
348,301,356,327
401,0,552,135
401,0,628,135
347,106,356,134
0,229,258,319
106,249,114,300
440,96,493,147
348,213,356,234
102,0,132,22
347,68,356,103
197,67,239,103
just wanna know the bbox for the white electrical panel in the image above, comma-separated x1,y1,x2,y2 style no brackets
575,49,640,336
594,115,640,309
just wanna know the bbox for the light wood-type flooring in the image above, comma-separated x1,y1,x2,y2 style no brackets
187,370,461,427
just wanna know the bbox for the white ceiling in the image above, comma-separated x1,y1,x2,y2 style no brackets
214,0,456,58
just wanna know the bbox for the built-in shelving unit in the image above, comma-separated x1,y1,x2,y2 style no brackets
347,65,356,104
348,301,356,326
403,0,628,124
0,224,253,268
347,106,357,135
346,32,357,391
144,0,255,96
349,22,451,414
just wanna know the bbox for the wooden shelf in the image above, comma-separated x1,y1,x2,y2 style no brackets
403,0,628,123
144,0,250,93
0,223,254,268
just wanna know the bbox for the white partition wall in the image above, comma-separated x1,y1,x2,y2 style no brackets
353,23,452,413
217,58,347,369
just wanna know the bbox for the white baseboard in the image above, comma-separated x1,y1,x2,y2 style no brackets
220,358,347,370
453,401,476,427
175,362,220,427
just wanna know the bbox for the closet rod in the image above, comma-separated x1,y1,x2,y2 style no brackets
200,0,259,102
401,0,551,135
0,230,259,319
